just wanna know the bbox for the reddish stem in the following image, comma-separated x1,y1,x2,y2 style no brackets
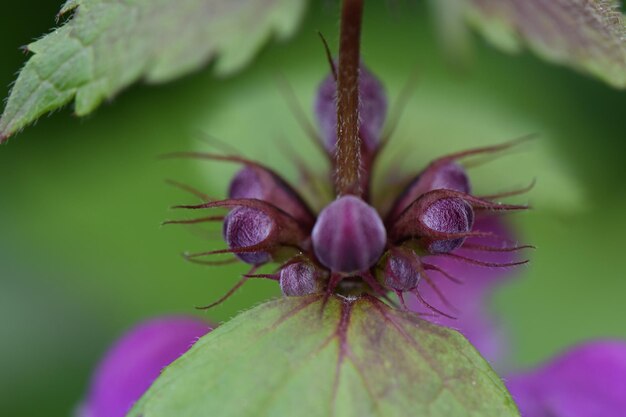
335,0,364,196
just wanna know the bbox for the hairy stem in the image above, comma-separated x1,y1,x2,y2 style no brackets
335,0,364,196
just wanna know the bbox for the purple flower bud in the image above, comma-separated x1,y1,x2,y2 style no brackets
229,166,264,200
79,317,210,417
383,248,421,291
228,166,315,226
315,64,387,154
427,162,470,193
312,195,386,274
223,206,273,265
387,162,470,222
507,341,626,417
279,261,325,296
409,217,521,364
421,197,474,253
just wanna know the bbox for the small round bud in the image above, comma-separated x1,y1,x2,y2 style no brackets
383,249,421,291
312,195,387,274
228,166,264,200
279,262,324,297
387,162,471,222
428,162,471,194
315,64,387,154
223,206,273,265
228,166,315,226
421,197,474,254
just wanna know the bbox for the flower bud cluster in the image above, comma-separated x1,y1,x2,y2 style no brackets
168,62,530,309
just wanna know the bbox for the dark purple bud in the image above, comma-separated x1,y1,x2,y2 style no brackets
427,162,470,193
223,206,273,265
383,248,421,291
228,166,315,226
387,162,470,222
228,166,264,200
312,195,386,274
279,261,325,296
421,197,474,253
79,317,210,417
315,63,387,154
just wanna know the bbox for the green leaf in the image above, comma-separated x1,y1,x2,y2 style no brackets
128,296,519,417
463,0,626,88
0,0,308,142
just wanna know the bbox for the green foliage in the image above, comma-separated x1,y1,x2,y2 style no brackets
464,0,626,88
0,0,308,142
128,296,519,417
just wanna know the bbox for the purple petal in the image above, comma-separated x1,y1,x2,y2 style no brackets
79,317,211,417
409,216,520,363
507,341,626,417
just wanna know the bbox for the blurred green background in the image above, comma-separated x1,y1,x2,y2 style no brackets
1,1,626,416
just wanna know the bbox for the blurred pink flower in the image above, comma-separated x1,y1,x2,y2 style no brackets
507,341,626,417
79,317,211,417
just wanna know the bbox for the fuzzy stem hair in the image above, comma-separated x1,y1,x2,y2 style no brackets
335,0,364,196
